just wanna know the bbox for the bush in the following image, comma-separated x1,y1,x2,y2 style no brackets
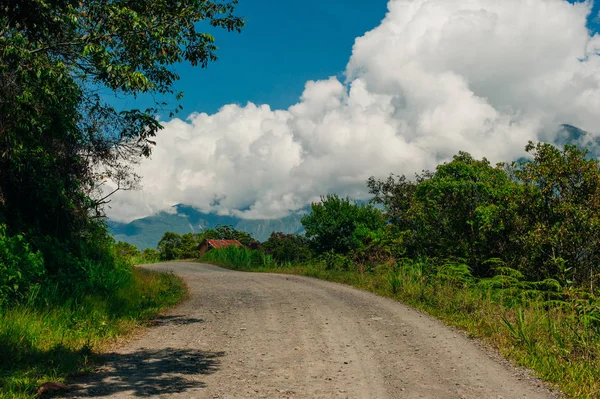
114,241,140,260
301,194,386,255
262,232,312,263
319,250,354,271
0,225,45,304
141,248,160,263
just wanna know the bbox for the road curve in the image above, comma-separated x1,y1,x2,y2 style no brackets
66,262,557,399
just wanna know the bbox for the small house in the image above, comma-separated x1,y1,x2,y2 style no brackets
198,239,244,257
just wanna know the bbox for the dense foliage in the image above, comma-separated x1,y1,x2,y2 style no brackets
0,0,244,299
301,194,386,255
158,232,203,261
0,4,242,395
261,232,312,263
0,225,45,304
368,142,600,290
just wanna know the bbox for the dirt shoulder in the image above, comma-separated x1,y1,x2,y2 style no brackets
65,262,559,399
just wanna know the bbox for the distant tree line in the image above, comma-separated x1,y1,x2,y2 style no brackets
366,142,600,288
118,225,260,262
122,141,600,292
201,142,600,292
297,141,600,290
129,225,313,263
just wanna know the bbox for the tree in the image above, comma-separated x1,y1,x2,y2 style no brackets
368,143,600,287
0,1,244,277
368,152,521,276
156,232,201,260
509,142,600,285
114,241,140,260
178,233,200,259
262,232,312,263
301,195,386,255
367,171,431,226
157,232,183,261
410,152,520,275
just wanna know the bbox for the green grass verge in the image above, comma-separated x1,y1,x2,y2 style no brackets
0,267,188,399
204,249,599,399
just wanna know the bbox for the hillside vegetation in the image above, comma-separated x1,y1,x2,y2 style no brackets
201,142,600,399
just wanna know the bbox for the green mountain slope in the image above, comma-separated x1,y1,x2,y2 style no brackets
109,204,306,249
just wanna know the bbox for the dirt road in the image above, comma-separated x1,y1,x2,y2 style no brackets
67,262,558,399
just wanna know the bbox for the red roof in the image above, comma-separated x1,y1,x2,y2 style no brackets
205,239,243,249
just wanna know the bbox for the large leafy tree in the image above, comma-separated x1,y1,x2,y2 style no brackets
179,233,201,259
409,152,520,275
509,142,600,285
0,1,244,273
301,195,386,255
369,152,522,276
367,171,431,227
157,232,183,261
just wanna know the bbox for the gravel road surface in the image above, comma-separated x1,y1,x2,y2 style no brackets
66,262,558,399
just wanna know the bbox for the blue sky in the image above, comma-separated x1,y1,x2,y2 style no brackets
114,0,600,119
116,0,389,117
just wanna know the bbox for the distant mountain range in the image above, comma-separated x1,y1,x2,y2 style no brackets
108,204,307,249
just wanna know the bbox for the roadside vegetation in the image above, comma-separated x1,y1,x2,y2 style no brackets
0,1,243,398
114,241,161,265
0,263,187,399
202,142,600,399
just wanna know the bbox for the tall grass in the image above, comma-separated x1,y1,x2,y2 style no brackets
214,257,600,399
202,246,276,270
127,254,161,265
0,267,187,399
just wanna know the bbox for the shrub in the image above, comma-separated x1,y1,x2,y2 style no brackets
262,232,312,263
114,241,140,260
0,225,45,304
319,250,354,271
302,194,386,255
141,248,160,262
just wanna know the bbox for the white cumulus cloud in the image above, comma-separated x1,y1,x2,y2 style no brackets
107,0,600,222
